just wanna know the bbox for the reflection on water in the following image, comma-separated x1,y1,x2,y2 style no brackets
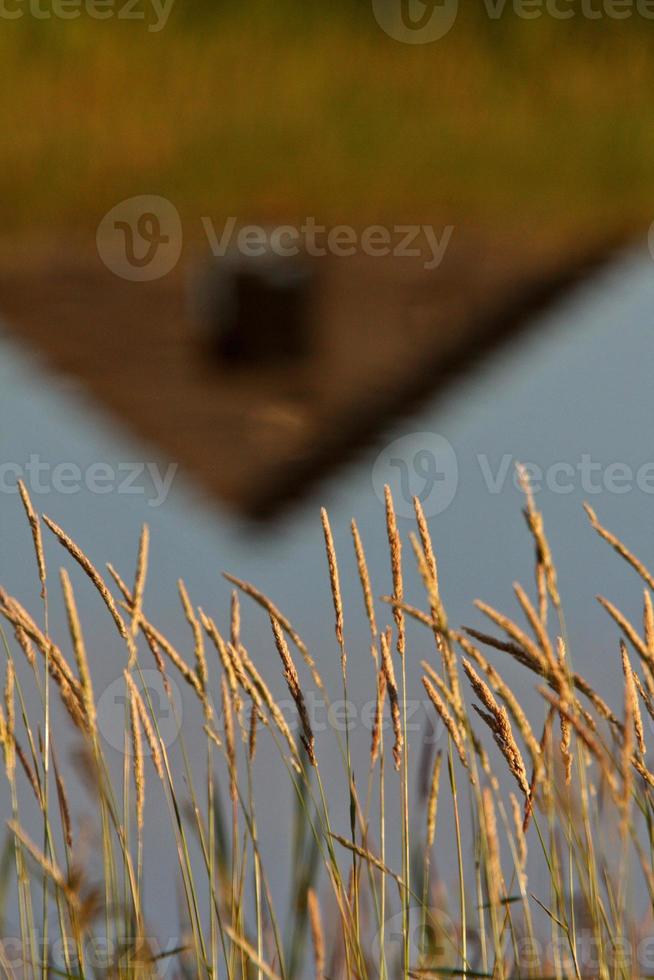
1,248,653,947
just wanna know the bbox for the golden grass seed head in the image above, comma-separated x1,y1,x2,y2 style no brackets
179,580,207,694
270,615,316,766
350,518,377,650
307,887,325,980
129,523,149,643
221,673,237,802
370,667,387,768
380,629,402,771
43,515,137,663
17,479,47,599
427,750,442,848
320,507,344,654
128,687,145,831
422,674,468,774
124,672,164,781
60,569,96,732
224,572,324,692
384,485,405,658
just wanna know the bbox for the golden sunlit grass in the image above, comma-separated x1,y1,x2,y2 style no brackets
3,474,654,977
2,4,654,235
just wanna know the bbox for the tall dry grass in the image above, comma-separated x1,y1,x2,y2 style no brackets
1,475,654,977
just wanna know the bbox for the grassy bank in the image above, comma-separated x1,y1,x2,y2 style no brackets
2,3,654,235
2,477,654,975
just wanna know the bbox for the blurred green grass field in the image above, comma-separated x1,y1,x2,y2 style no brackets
2,1,654,236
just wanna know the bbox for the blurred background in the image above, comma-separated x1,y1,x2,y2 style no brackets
1,0,652,515
2,0,653,231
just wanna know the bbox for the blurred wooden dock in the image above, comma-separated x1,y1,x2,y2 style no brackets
0,228,624,519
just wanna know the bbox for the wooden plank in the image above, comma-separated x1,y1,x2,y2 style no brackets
0,229,625,519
